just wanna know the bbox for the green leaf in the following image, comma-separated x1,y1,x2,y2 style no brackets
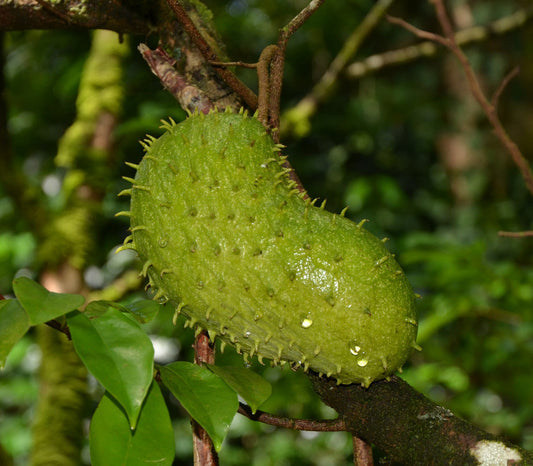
67,308,154,429
90,382,174,466
13,276,85,325
85,299,160,324
0,299,30,368
85,300,128,318
124,299,161,323
207,365,272,414
159,361,238,451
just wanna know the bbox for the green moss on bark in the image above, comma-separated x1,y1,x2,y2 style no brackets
30,326,88,466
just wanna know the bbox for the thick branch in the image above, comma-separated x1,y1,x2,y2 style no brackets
0,0,150,33
165,0,257,110
311,374,532,465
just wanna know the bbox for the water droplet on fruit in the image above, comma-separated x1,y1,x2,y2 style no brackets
158,238,168,248
301,318,313,328
349,345,361,356
357,359,368,367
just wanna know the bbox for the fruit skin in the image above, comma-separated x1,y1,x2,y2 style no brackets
119,109,418,386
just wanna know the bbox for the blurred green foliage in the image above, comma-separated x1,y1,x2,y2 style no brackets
1,1,533,464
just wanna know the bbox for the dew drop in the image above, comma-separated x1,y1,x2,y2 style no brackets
357,359,368,367
349,345,361,356
158,237,168,248
301,318,313,328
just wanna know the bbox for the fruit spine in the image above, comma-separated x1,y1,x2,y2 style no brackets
118,109,418,386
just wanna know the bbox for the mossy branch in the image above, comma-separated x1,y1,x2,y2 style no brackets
281,0,396,138
0,0,150,33
311,374,533,464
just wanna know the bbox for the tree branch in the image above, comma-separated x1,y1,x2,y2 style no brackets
390,2,533,196
0,0,150,33
281,0,396,138
311,374,533,464
269,0,326,136
192,331,218,466
238,402,346,432
138,44,214,114
498,230,533,238
346,7,532,80
165,0,258,110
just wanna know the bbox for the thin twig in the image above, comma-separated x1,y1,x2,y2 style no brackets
498,230,533,238
166,0,258,109
317,0,396,97
210,61,257,69
387,15,450,47
45,320,72,340
491,66,520,110
268,0,326,134
390,2,533,196
347,7,532,79
238,402,346,432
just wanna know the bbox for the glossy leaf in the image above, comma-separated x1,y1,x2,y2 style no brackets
67,308,154,428
12,276,85,325
84,300,129,318
159,361,238,451
90,382,174,466
0,299,30,368
124,299,161,323
207,364,272,414
85,299,160,324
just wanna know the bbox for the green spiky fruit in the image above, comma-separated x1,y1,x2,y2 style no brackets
119,110,418,386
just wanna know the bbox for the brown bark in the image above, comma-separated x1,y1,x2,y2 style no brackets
311,374,532,465
0,0,150,33
192,332,218,466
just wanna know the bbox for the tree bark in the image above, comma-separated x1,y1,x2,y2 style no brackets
0,0,151,33
311,374,532,465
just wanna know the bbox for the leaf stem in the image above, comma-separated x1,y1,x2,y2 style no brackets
238,402,346,432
